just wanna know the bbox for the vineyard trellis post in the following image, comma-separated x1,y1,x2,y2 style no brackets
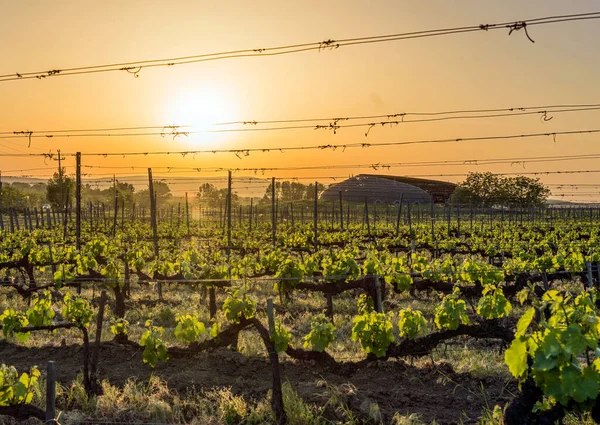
185,192,190,236
249,198,253,232
112,175,118,237
339,191,343,230
313,182,318,251
430,201,435,243
148,168,162,301
373,201,377,233
456,204,461,238
266,298,287,425
396,194,404,236
365,198,371,239
271,177,276,246
407,202,413,250
76,152,82,253
227,171,232,278
90,290,107,390
45,361,57,424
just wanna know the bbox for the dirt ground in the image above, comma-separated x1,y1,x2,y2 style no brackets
0,338,516,425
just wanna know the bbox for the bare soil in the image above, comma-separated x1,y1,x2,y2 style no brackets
0,339,515,424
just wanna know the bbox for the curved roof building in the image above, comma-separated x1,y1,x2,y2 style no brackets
320,174,456,204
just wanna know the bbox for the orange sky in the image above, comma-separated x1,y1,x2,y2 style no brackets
1,1,600,201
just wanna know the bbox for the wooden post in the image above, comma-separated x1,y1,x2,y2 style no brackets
373,202,377,233
364,198,371,238
339,191,343,230
430,201,435,242
396,195,404,235
313,182,318,251
227,171,232,277
457,204,461,238
185,192,190,236
265,298,287,425
249,198,253,232
271,177,276,246
326,294,334,322
90,291,107,389
112,176,118,237
34,207,39,229
9,208,15,232
209,287,217,318
148,168,162,300
45,361,56,424
408,203,415,252
76,152,81,250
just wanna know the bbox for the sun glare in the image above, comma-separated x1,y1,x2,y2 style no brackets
164,87,237,149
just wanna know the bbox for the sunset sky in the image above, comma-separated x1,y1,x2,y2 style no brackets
1,1,600,200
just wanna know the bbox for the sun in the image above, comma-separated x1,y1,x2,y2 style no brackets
164,87,237,149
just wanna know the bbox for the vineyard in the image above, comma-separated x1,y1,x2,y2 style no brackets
2,199,600,424
3,4,600,425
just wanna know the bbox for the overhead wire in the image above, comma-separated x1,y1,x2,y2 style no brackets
3,105,600,139
0,127,591,158
1,12,600,82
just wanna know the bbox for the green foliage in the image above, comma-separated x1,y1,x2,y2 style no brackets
109,318,129,336
505,290,600,410
53,265,77,286
303,315,336,352
434,287,470,330
274,257,304,291
452,171,549,207
140,320,168,368
0,309,30,342
62,294,93,327
174,314,206,344
321,248,360,282
26,290,55,327
383,255,413,291
357,294,374,315
46,168,74,209
271,322,291,353
459,258,503,286
222,291,256,323
0,364,41,406
476,285,512,319
397,308,427,339
351,311,395,358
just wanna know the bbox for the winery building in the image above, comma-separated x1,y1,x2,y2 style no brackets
320,174,456,204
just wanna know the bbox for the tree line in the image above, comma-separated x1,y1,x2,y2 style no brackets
0,170,552,212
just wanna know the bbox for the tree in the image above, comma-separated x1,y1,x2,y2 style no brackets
261,181,324,202
0,185,29,210
305,183,325,200
196,183,239,208
46,168,75,209
134,181,172,208
503,176,550,207
452,172,549,207
115,182,135,206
